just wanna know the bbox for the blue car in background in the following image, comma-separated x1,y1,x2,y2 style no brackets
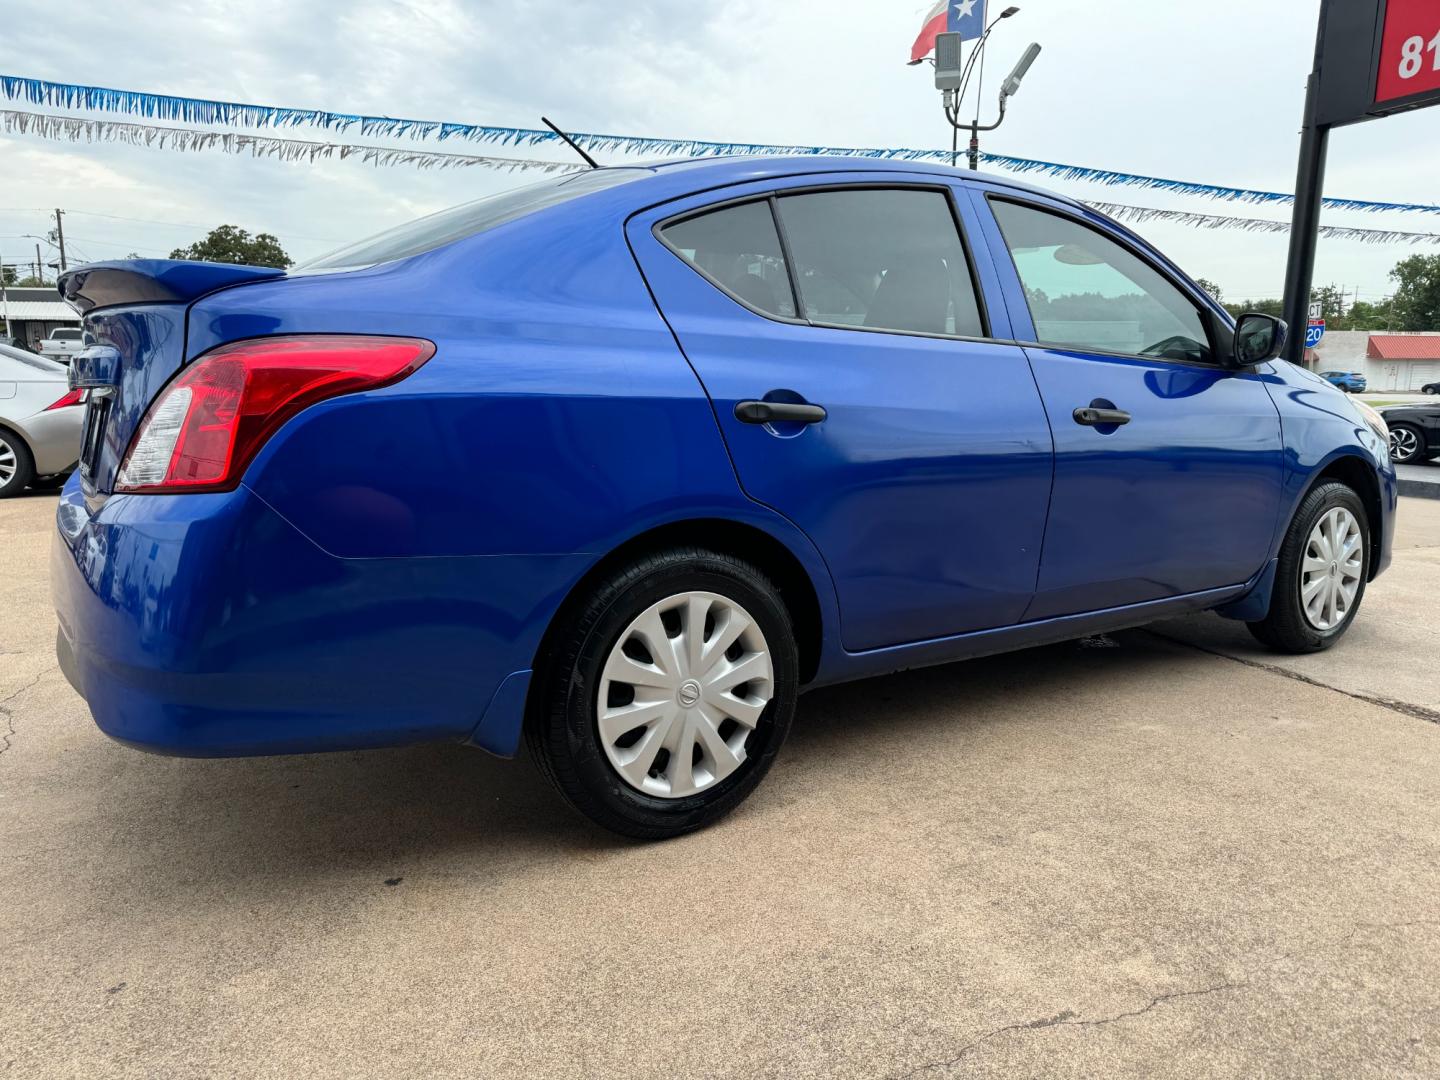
52,158,1396,837
1321,370,1368,393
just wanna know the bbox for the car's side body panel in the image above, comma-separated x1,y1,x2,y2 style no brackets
626,174,1055,652
961,185,1288,619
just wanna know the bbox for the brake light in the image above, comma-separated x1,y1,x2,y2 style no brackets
44,389,87,410
116,335,434,493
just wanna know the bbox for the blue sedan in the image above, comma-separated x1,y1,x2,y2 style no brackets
52,157,1396,837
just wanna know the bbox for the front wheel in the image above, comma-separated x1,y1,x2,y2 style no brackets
1389,424,1425,465
1248,482,1369,654
527,547,799,839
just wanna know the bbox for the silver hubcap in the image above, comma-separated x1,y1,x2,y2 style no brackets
1301,507,1364,631
1390,428,1419,460
0,436,15,485
598,591,773,799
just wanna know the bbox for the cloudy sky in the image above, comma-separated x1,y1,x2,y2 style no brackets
2,0,1437,306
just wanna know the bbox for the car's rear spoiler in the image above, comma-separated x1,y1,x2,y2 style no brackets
58,259,285,315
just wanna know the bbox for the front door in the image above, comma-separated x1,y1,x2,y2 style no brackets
627,178,1054,651
973,191,1286,620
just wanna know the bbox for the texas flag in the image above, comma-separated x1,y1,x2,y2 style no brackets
910,0,987,64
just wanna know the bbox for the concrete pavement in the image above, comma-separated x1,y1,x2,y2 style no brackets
2,492,1438,1078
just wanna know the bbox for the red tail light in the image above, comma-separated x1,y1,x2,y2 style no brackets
116,335,434,494
44,388,87,411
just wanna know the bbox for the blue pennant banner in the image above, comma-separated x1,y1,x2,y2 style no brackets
3,73,1437,217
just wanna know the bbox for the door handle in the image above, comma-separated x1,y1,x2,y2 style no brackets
1073,406,1131,427
735,400,828,425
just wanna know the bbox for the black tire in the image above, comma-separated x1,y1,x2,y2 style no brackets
1248,481,1370,654
1389,423,1426,465
0,429,36,499
527,547,799,839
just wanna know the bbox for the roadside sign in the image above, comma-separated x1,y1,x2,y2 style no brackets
1375,0,1440,108
1306,320,1327,350
1309,300,1324,321
1283,1,1440,365
1315,0,1440,128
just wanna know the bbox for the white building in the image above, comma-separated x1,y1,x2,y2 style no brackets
1306,330,1440,391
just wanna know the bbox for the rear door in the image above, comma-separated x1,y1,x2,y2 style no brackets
970,189,1285,619
627,175,1054,652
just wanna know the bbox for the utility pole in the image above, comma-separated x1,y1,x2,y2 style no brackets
53,208,67,273
1,245,11,342
35,243,43,286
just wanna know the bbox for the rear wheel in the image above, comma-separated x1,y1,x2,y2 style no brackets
1248,482,1369,654
527,547,799,839
1389,424,1425,464
0,430,35,499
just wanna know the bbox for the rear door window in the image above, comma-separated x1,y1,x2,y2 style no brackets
660,201,798,319
775,188,985,338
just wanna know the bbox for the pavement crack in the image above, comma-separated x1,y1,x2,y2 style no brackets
1143,630,1440,726
891,917,1439,1077
1270,918,1440,967
889,981,1245,1078
0,666,57,761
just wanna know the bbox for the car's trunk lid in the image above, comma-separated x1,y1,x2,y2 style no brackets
60,260,285,497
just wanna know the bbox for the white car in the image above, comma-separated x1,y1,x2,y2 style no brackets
39,327,85,363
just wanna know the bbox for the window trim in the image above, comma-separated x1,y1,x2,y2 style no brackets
654,181,995,345
984,193,1223,369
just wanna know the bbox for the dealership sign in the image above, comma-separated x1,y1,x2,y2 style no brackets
1283,1,1440,364
1315,0,1440,127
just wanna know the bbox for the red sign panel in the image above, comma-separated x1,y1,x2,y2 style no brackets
1376,0,1440,105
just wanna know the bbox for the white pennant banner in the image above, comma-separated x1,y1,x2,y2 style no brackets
7,108,1440,248
1,108,584,174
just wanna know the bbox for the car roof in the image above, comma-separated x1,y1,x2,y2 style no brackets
627,154,1081,207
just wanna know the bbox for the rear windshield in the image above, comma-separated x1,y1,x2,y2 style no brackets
297,168,650,272
49,329,82,340
0,345,65,373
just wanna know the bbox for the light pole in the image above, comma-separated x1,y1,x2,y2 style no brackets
933,8,1020,167
961,42,1042,170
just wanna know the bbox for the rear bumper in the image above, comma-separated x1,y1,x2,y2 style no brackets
52,477,583,757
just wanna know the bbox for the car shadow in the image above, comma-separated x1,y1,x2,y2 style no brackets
63,631,1174,903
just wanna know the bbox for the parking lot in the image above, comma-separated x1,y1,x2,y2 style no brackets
3,490,1438,1078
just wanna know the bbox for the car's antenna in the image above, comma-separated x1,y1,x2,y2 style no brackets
541,117,599,169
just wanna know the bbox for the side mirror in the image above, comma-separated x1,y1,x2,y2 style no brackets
1233,313,1287,367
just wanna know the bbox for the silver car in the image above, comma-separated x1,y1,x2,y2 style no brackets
0,345,86,497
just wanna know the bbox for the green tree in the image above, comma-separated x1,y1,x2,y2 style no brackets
1342,298,1392,331
1224,297,1285,320
1195,278,1224,303
1387,254,1440,332
169,225,292,268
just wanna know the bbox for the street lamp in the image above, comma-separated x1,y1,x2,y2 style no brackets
934,7,1039,170
958,41,1042,170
